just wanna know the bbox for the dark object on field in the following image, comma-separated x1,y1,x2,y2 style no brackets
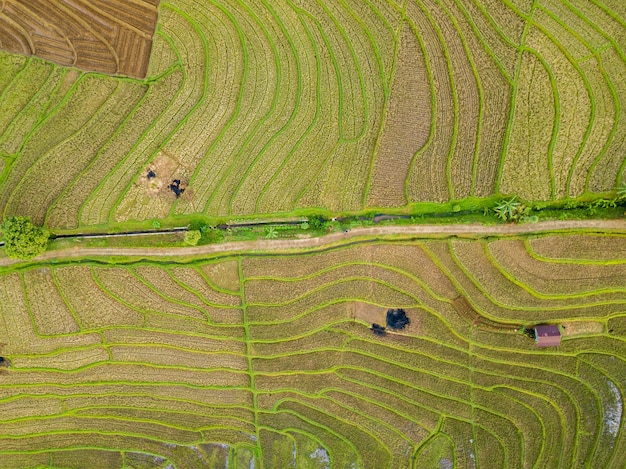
386,309,410,330
534,325,561,347
523,328,536,340
371,324,386,336
0,356,9,367
147,169,156,179
169,179,185,197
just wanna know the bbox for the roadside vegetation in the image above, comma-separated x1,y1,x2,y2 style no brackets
0,216,49,259
3,188,625,255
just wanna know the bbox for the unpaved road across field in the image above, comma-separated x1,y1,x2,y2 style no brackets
1,219,625,267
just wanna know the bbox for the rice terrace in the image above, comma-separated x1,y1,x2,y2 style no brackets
0,0,625,468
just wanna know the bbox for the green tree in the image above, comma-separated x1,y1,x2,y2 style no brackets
1,216,49,260
264,226,278,239
184,230,201,246
308,215,326,230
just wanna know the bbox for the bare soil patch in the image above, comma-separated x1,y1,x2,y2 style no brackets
115,150,193,222
0,0,160,78
561,321,604,337
350,301,386,325
139,152,183,197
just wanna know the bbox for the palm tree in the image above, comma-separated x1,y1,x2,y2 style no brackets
616,181,626,200
493,197,521,221
264,226,278,239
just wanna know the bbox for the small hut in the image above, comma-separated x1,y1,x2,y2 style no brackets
535,325,561,347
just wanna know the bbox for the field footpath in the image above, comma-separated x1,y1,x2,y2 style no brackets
1,219,625,267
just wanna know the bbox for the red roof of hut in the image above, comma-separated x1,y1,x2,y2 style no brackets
535,325,561,347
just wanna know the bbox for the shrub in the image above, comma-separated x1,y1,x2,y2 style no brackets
1,216,50,260
523,328,536,340
492,197,530,222
519,215,539,223
308,215,326,230
184,230,201,246
203,228,224,244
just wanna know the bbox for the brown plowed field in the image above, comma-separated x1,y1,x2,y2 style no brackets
0,0,159,78
367,23,431,207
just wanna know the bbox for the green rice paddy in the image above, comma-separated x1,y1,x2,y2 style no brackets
0,234,625,467
0,0,625,467
0,0,624,227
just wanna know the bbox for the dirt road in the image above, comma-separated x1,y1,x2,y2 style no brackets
1,219,624,266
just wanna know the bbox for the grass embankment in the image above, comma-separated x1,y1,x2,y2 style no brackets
22,190,624,252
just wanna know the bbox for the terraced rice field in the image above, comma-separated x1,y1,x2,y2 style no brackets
0,0,625,228
0,0,160,78
0,233,624,467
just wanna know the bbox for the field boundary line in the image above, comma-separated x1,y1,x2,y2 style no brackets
0,63,56,146
238,257,262,456
227,0,302,214
45,78,153,227
115,2,213,221
4,78,121,217
165,268,241,309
